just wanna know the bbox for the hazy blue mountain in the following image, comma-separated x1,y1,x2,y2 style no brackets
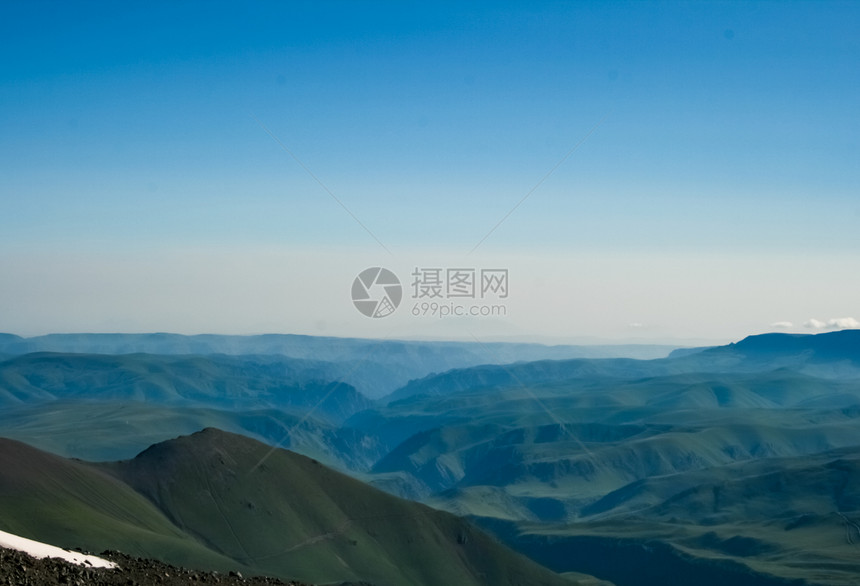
0,352,372,424
0,332,677,398
733,330,860,359
384,359,651,404
0,334,22,345
667,345,715,358
385,330,860,403
0,400,386,469
0,332,677,361
680,330,860,378
0,351,387,468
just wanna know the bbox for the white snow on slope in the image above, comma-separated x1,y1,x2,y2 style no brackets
0,529,117,569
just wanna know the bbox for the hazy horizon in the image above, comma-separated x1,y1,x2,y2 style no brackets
2,325,857,350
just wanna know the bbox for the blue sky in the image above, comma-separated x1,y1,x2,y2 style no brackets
1,1,858,342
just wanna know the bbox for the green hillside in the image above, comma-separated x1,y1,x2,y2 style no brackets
367,370,860,510
0,436,242,572
476,448,860,585
0,429,576,586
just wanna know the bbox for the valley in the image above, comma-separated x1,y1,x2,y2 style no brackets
2,331,860,585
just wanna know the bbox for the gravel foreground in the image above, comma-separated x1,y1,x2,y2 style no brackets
0,547,314,586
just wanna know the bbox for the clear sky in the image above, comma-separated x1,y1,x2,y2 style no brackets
1,1,858,344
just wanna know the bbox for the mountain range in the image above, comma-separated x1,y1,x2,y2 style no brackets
2,329,860,585
0,333,676,399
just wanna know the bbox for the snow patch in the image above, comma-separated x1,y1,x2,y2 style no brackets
0,529,117,569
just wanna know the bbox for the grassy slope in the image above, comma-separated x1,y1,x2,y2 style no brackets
103,428,574,586
0,429,575,586
0,437,243,573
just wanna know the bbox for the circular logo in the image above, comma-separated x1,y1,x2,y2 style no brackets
351,267,402,318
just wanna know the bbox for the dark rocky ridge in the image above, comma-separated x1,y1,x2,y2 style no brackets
0,547,312,586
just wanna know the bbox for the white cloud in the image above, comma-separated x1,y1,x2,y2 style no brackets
804,317,860,330
828,317,860,329
770,321,793,329
628,322,645,328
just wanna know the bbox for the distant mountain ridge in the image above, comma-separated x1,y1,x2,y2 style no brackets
0,332,677,398
681,330,860,379
388,330,860,403
729,330,860,361
0,332,678,359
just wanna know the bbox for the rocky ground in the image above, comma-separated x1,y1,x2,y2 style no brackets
0,547,314,586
